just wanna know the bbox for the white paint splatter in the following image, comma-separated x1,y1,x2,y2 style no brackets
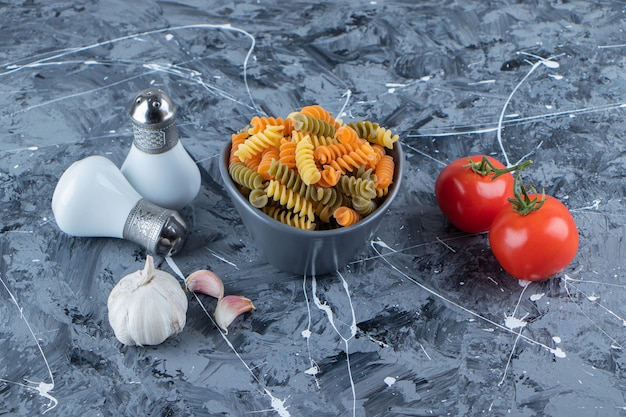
553,336,562,344
384,376,397,387
530,293,545,301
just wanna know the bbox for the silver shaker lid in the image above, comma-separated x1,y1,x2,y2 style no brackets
129,88,179,154
123,198,187,256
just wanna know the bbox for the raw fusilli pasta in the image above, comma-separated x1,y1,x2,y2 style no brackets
265,180,315,220
226,104,399,231
229,162,266,190
295,136,321,185
263,205,316,230
234,125,284,162
333,206,361,227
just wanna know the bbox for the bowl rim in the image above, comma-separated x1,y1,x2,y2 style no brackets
218,139,404,238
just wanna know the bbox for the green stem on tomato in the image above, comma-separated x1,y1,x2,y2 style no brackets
465,156,532,179
508,170,546,216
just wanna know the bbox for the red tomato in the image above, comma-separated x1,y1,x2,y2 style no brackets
435,155,515,233
489,195,578,281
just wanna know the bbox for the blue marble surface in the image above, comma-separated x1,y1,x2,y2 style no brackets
1,1,625,416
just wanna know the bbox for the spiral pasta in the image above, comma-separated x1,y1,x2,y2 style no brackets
337,175,377,200
333,206,361,227
288,112,336,137
295,136,321,185
265,180,315,220
371,126,399,149
269,159,320,202
258,146,280,180
234,124,284,162
278,137,297,169
230,130,249,164
229,162,266,190
263,205,316,230
226,105,399,231
352,196,378,216
300,104,340,128
248,116,294,136
374,154,394,190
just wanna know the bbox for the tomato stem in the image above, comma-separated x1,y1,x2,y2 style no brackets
509,170,546,216
465,156,532,179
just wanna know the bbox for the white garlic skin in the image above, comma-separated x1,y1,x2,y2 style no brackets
108,255,188,346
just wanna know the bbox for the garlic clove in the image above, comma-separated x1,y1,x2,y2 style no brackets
214,295,255,334
185,269,224,299
108,255,188,346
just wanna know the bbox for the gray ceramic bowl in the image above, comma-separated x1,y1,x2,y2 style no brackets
218,141,403,276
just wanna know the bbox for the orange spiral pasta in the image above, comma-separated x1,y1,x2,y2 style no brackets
278,138,297,169
258,147,280,180
334,125,359,146
248,116,294,136
374,154,394,190
328,144,377,174
313,142,355,165
230,130,249,164
317,165,341,187
295,136,321,185
333,206,361,227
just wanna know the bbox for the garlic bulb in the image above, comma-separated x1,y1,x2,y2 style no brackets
108,255,188,346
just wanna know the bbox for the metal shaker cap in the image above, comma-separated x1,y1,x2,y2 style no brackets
129,88,179,154
123,198,187,256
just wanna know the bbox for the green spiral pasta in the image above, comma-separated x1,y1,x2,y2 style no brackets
289,112,337,137
348,120,379,140
269,159,321,202
352,195,378,216
229,162,266,190
337,175,377,200
266,179,315,219
352,165,378,182
248,188,269,208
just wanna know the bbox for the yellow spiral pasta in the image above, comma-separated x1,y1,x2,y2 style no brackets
262,205,316,230
234,124,284,162
371,126,399,149
265,180,315,219
295,136,321,185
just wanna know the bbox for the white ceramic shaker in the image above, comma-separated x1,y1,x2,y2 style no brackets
121,88,201,210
